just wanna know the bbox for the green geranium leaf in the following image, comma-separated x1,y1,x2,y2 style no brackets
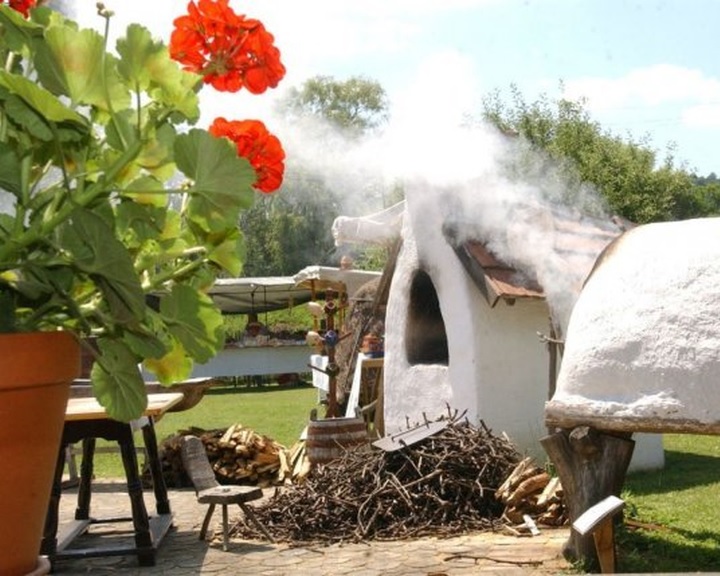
104,108,137,152
137,121,176,171
0,213,12,236
34,23,130,112
0,70,88,125
117,23,200,121
119,176,168,208
0,5,43,53
0,143,22,194
160,283,224,363
116,199,166,245
91,338,147,422
174,129,255,233
122,326,169,361
143,337,194,384
4,93,53,141
208,231,245,276
61,209,146,326
3,262,66,302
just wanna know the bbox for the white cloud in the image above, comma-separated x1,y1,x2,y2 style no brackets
564,65,720,110
562,64,720,134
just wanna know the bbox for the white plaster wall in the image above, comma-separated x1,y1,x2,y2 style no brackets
384,198,664,470
383,214,460,430
472,297,552,461
550,218,720,429
384,194,549,459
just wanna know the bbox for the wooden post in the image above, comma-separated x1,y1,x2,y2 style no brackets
324,289,340,418
541,426,634,570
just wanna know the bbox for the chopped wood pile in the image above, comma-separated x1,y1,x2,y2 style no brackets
496,457,567,531
230,416,541,545
149,424,306,488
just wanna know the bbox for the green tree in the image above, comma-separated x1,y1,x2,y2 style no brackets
278,75,389,136
481,84,696,224
241,76,392,276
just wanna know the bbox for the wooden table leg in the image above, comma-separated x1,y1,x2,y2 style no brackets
40,442,69,561
117,426,155,566
142,418,171,515
75,437,95,520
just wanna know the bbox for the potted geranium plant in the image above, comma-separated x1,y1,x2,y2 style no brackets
0,1,286,573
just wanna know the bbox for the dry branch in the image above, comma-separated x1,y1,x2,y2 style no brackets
230,415,528,546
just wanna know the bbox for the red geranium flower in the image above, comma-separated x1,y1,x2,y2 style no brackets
7,0,35,17
170,0,286,94
209,118,285,193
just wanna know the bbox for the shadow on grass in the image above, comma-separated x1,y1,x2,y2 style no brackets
618,446,720,572
625,450,720,495
617,524,720,572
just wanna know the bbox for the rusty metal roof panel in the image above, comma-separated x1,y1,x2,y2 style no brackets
456,241,544,306
445,207,629,307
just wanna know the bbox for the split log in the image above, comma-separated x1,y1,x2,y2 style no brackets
149,424,303,488
496,458,567,528
541,426,634,570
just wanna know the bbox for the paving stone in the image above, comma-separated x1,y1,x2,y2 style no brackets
52,482,572,575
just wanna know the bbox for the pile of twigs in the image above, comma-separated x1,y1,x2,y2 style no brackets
231,413,523,545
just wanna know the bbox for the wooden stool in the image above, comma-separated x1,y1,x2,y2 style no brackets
180,435,274,551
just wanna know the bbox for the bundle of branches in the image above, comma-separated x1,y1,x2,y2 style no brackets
231,415,523,545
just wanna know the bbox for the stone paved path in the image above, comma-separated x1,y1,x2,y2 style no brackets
49,481,573,575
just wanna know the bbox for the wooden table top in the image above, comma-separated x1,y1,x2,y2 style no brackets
65,393,184,422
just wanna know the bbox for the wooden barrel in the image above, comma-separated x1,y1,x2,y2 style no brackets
306,417,368,465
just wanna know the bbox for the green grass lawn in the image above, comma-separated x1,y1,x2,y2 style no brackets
84,382,320,479
618,434,720,572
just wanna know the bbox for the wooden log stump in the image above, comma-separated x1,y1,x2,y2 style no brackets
541,426,634,570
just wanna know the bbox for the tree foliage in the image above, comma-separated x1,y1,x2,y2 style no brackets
241,75,392,277
277,75,389,135
481,84,702,224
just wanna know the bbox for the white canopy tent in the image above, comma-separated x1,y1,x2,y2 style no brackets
207,265,382,315
207,277,313,315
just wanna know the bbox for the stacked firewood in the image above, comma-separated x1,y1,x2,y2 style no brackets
495,456,567,529
230,416,528,545
205,424,285,486
153,424,310,488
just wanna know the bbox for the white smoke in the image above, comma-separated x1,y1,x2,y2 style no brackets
68,1,621,331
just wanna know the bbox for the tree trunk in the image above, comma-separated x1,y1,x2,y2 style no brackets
541,427,634,569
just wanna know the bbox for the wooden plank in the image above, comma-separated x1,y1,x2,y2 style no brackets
593,521,616,574
55,515,172,563
148,514,174,546
65,393,183,421
56,519,91,553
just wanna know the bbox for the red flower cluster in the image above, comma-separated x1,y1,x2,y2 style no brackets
170,0,285,94
7,0,35,17
209,118,285,194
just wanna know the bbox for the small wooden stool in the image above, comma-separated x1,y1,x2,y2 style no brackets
572,495,625,573
180,435,274,551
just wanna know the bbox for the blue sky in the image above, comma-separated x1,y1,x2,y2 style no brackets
76,1,720,176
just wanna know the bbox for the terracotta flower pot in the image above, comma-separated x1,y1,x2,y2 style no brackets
0,332,80,575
